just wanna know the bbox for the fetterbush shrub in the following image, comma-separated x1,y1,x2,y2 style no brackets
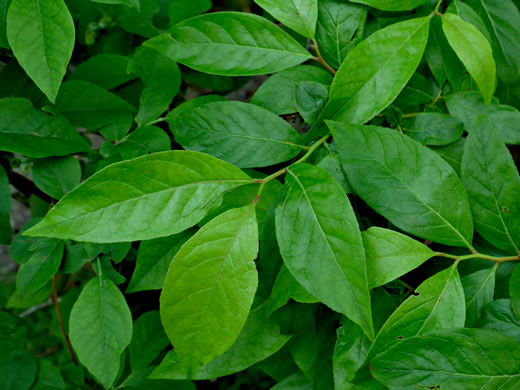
1,0,520,388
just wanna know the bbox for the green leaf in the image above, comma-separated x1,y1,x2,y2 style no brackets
24,151,253,243
467,0,520,85
363,227,435,288
6,0,75,102
151,304,290,380
446,91,520,145
168,0,212,25
16,238,64,296
166,95,225,122
0,0,10,49
69,275,133,389
481,299,520,343
275,164,373,339
462,115,520,253
120,367,196,390
315,0,366,69
367,263,465,360
0,98,90,157
318,16,430,128
69,54,137,89
462,265,497,327
441,13,496,104
129,311,170,371
294,81,329,125
511,264,520,320
92,255,126,285
126,230,194,293
251,65,332,115
0,164,12,245
55,81,136,141
430,138,466,177
255,0,318,38
131,46,181,126
330,121,474,248
350,0,429,11
0,350,37,390
160,206,259,375
118,126,171,160
316,153,352,194
32,359,66,390
371,328,520,389
153,12,312,76
403,112,464,146
447,0,492,43
32,156,81,199
266,264,318,314
171,101,305,168
90,0,140,10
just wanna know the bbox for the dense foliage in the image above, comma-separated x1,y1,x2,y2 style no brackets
1,0,520,389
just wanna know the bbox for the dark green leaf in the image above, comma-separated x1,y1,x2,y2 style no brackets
69,275,133,388
0,0,10,49
442,13,496,104
0,165,12,245
316,153,352,194
0,350,37,390
129,311,170,371
171,101,305,168
32,156,81,199
150,13,312,76
91,0,140,9
363,227,435,288
168,0,212,25
315,0,366,69
151,304,290,380
511,264,520,320
462,115,520,253
32,359,66,390
371,328,520,389
462,265,497,327
481,299,520,343
118,126,171,160
92,255,126,285
331,122,474,248
69,54,137,89
276,164,373,339
0,98,90,157
251,65,332,115
255,0,318,38
160,206,259,375
403,112,464,146
6,0,75,102
430,138,466,176
126,230,194,293
294,81,328,125
25,151,253,242
318,16,430,128
351,0,429,11
131,46,181,126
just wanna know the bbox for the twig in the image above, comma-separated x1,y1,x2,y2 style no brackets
52,276,78,365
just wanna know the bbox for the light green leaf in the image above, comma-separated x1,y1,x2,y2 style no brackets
69,275,133,389
16,239,64,296
403,112,464,146
318,16,430,128
69,54,137,89
168,0,211,25
126,230,194,293
481,299,520,343
367,263,465,360
0,350,37,390
6,0,74,102
171,101,305,168
32,156,81,199
131,46,181,126
363,227,435,288
442,13,496,104
447,0,492,42
510,264,520,320
0,98,90,158
275,164,373,339
266,264,318,314
371,328,520,389
0,165,12,245
55,81,136,141
25,151,253,242
251,65,332,115
148,12,312,76
330,121,474,248
316,0,366,69
350,0,429,11
151,305,290,380
294,81,329,125
90,0,140,10
467,0,520,85
462,265,497,327
160,206,259,375
129,311,170,371
462,115,520,253
255,0,318,38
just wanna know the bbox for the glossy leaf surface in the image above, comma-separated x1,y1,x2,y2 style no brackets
255,0,318,38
